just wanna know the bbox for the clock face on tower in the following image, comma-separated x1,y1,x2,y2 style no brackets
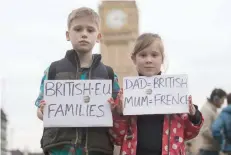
106,9,127,30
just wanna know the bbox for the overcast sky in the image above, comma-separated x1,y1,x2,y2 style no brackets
0,0,231,153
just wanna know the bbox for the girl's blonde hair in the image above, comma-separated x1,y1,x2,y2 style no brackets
131,33,165,61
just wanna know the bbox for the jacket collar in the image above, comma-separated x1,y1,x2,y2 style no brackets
65,49,102,70
138,71,162,76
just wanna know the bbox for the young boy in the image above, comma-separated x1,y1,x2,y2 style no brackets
35,7,120,155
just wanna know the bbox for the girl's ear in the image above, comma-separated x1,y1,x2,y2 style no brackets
131,55,136,65
66,31,70,41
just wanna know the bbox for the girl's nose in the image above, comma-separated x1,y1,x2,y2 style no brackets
146,56,152,63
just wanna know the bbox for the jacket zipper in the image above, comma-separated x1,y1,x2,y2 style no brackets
88,55,99,79
74,54,98,155
167,115,172,155
74,54,81,154
85,128,89,155
84,56,98,155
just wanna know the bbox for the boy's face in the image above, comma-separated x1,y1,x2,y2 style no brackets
66,17,101,53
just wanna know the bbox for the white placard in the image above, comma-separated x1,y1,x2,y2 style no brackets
123,75,189,115
43,80,113,127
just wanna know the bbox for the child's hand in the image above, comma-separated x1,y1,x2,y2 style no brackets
188,95,196,116
116,88,124,114
108,88,123,114
108,97,116,110
39,100,46,114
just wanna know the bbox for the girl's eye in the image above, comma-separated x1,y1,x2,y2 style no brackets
152,54,158,57
140,53,146,57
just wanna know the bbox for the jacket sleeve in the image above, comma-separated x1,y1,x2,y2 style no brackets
183,109,204,141
109,91,129,146
211,113,224,144
35,67,49,107
112,73,120,100
109,77,128,146
109,113,129,146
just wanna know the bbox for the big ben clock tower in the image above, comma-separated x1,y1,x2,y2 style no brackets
99,0,139,86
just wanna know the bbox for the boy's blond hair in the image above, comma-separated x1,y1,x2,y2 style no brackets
67,7,100,29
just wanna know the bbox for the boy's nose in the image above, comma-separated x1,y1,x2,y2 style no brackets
81,30,88,38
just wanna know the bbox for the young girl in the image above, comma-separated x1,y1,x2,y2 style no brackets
108,33,204,155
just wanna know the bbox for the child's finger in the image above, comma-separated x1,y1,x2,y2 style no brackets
120,88,123,94
118,88,123,96
40,100,46,105
188,95,192,102
107,98,117,110
108,98,116,107
107,97,114,104
188,95,196,115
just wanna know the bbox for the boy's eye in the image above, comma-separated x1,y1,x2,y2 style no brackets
88,29,94,33
74,27,82,32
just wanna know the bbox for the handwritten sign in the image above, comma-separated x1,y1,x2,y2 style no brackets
43,80,113,127
123,75,189,115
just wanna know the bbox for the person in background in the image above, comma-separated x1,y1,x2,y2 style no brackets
212,93,231,155
185,142,194,155
198,88,227,155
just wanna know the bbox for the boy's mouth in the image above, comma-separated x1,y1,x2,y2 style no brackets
144,67,154,69
79,40,89,44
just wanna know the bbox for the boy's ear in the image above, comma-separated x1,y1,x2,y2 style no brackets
162,54,165,64
96,33,102,43
66,31,70,41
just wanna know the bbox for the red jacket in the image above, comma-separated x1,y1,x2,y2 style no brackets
109,113,203,155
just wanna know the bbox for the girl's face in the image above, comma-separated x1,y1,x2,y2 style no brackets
132,41,163,77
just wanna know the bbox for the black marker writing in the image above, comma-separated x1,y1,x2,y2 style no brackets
124,96,149,108
97,105,104,117
45,81,111,97
47,103,105,118
65,82,75,96
55,104,64,117
56,82,63,96
154,93,188,105
124,78,148,90
103,83,111,95
153,77,188,89
74,83,82,95
45,82,55,96
83,83,91,95
65,104,74,116
48,104,56,118
95,83,101,95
